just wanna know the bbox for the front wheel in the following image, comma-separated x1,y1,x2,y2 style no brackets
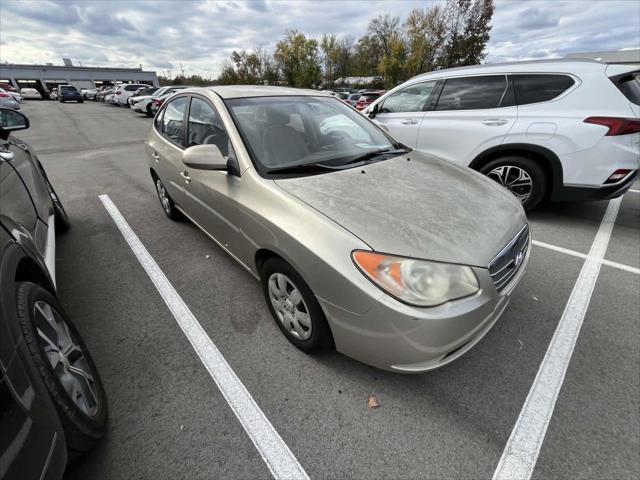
260,257,333,353
480,156,547,212
17,282,108,458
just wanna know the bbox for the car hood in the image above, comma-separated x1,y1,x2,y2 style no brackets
274,152,527,267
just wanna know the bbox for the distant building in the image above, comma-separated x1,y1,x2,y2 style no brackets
0,62,159,97
565,49,640,65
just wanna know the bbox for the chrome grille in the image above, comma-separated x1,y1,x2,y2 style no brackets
489,224,529,292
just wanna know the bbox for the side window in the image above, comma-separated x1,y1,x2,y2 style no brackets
513,74,576,105
381,81,436,113
161,96,187,146
187,97,234,158
435,75,508,111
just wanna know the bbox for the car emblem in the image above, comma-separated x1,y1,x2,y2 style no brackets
514,251,524,268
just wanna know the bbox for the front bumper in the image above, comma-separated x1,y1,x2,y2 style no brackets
318,246,530,373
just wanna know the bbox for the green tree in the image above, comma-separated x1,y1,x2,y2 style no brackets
404,5,446,77
274,30,321,88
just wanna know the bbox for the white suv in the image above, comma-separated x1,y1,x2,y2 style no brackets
113,83,151,106
364,60,640,210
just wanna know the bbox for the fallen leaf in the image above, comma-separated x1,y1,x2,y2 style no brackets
180,425,184,431
206,255,210,259
368,395,380,410
532,296,539,302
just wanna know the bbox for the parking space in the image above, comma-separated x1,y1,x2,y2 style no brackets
16,101,639,479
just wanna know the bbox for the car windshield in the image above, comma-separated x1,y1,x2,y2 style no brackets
226,96,401,173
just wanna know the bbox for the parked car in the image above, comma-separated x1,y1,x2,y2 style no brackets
344,92,362,106
127,86,159,108
79,88,89,99
20,88,43,100
84,88,98,101
355,90,385,110
113,83,150,106
104,90,117,105
364,59,640,210
96,87,113,102
49,88,59,100
58,85,83,103
0,107,108,479
146,86,529,373
143,86,190,117
0,83,18,93
0,87,21,109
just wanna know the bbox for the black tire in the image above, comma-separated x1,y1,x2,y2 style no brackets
79,100,84,103
479,156,547,212
59,99,65,103
16,282,108,458
145,104,153,117
153,174,182,220
260,257,333,353
45,178,71,233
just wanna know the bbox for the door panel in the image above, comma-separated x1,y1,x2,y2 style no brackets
373,81,436,148
0,156,38,246
415,75,518,166
180,97,253,267
147,96,188,206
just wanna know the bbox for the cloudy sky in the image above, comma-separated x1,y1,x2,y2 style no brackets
1,0,638,78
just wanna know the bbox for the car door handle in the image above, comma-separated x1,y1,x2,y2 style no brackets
482,119,508,126
401,119,419,125
151,152,160,163
181,171,191,183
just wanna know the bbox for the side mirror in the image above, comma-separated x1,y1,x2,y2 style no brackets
0,108,29,140
182,144,228,171
367,103,379,119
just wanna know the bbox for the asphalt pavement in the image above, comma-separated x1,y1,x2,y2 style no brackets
14,100,640,480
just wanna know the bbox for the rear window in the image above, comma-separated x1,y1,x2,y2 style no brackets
361,93,380,100
60,85,77,92
435,75,508,110
336,93,349,100
125,85,143,91
512,74,575,106
613,72,640,106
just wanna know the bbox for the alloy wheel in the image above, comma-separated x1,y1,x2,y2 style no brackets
33,301,100,416
267,273,312,340
487,165,533,203
155,179,171,214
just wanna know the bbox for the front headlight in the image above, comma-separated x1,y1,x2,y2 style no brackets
352,251,479,307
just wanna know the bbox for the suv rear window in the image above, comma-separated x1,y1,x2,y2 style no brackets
512,74,575,105
435,75,508,110
60,85,77,92
613,71,640,106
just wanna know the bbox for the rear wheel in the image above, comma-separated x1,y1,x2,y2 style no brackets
260,257,333,353
480,156,547,211
16,282,108,458
154,175,182,220
146,104,153,117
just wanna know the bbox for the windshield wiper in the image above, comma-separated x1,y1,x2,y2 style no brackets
340,147,410,166
266,162,338,175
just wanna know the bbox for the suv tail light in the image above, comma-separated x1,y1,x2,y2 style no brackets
0,93,9,98
115,91,121,95
584,117,640,136
153,98,164,107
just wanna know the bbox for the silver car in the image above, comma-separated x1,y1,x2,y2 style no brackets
145,86,530,373
0,87,20,109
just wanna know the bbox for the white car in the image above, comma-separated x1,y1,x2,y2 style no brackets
0,87,21,103
133,86,188,116
365,59,640,210
113,83,150,106
20,88,43,100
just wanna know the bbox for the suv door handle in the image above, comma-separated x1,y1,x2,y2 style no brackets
401,119,419,125
181,171,191,183
151,152,159,163
482,119,508,126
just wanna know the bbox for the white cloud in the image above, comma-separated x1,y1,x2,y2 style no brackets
0,0,638,77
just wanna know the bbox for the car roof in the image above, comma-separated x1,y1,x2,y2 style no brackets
410,59,606,83
202,85,332,99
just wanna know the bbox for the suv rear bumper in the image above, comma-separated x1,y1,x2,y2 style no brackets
552,170,637,202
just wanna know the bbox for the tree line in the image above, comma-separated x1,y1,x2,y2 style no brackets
160,0,494,90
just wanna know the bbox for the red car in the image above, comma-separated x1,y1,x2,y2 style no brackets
355,90,385,111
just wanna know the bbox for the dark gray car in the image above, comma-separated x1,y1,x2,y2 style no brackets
0,108,107,479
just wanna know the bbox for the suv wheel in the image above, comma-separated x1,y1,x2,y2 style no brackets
480,156,547,211
260,257,333,353
17,282,108,458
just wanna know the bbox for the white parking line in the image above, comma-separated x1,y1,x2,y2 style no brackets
493,197,622,480
628,189,640,193
532,240,640,275
99,194,309,480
